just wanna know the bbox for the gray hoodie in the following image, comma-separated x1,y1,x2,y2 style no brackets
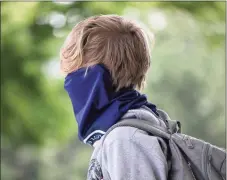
86,106,169,180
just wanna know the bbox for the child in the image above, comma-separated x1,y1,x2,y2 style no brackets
61,15,168,180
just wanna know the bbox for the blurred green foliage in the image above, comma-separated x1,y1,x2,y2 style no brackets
1,2,225,180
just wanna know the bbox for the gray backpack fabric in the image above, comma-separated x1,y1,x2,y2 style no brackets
104,109,226,180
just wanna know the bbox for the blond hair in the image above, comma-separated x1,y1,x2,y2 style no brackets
60,15,153,91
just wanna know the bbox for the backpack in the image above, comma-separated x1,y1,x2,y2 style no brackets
104,109,226,180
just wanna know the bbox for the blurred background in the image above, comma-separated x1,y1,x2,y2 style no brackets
1,1,226,180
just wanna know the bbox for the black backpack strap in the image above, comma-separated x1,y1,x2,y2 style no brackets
102,119,172,146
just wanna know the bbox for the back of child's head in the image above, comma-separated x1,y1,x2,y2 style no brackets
60,14,153,90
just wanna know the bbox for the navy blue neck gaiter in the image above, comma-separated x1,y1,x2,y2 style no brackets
64,64,158,145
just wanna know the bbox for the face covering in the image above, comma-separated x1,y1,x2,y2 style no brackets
64,64,158,145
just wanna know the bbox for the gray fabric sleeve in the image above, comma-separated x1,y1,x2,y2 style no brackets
102,129,168,180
